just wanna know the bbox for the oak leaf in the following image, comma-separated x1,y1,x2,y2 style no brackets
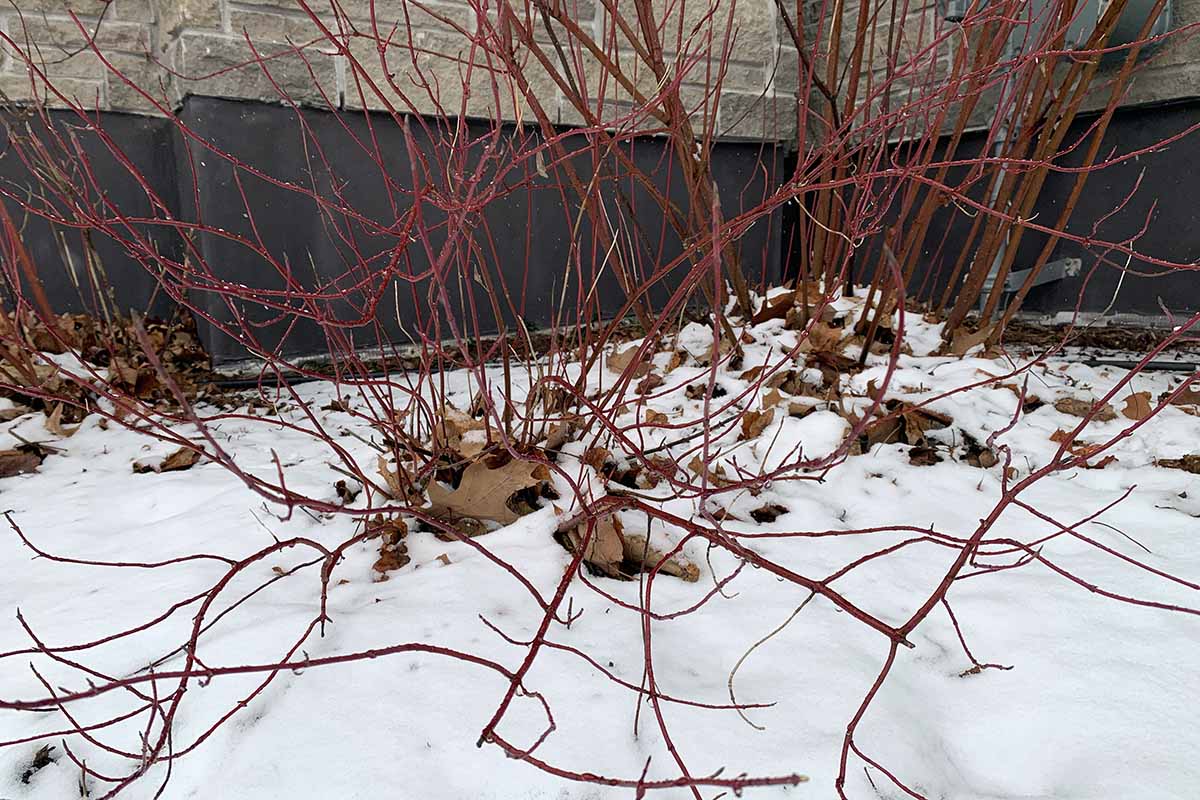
133,446,200,474
427,458,550,525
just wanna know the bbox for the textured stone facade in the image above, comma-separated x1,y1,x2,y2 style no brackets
1,0,1197,141
0,0,799,140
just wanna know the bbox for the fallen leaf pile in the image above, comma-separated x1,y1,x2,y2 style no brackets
0,307,213,429
850,400,952,454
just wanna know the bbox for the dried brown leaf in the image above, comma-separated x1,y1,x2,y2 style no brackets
431,515,489,541
645,409,669,426
806,350,858,386
687,454,729,485
427,458,550,525
1163,380,1200,407
608,344,651,377
44,404,78,438
377,456,407,500
335,479,361,505
751,291,796,325
543,419,573,451
133,446,200,474
807,322,847,353
996,383,1045,413
636,455,678,488
371,517,410,578
961,433,997,468
0,448,42,478
685,381,727,400
909,445,943,466
1121,392,1154,421
636,372,664,395
949,324,996,357
896,404,952,445
0,403,30,422
761,388,785,409
787,399,818,417
740,407,775,440
558,515,627,579
622,534,700,582
1049,428,1112,465
437,406,487,456
749,503,788,523
583,447,610,471
1054,397,1117,421
1157,455,1200,474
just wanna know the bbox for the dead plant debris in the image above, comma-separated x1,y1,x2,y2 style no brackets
749,503,788,523
556,513,698,582
427,455,554,526
1054,397,1117,422
20,744,56,784
1157,455,1200,474
371,516,410,578
132,445,201,474
0,445,45,478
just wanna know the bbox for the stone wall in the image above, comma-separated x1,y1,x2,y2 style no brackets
0,1,158,112
0,0,800,141
1,0,1196,142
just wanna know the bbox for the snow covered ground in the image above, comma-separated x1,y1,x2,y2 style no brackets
0,313,1198,799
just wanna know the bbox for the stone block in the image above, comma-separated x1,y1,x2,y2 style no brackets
9,0,113,17
678,56,764,93
112,0,156,23
1,33,106,79
606,0,775,60
105,50,172,112
227,8,330,43
343,31,561,122
155,0,223,39
8,16,153,54
230,0,475,41
718,90,797,140
172,32,339,107
0,71,105,108
771,44,798,93
334,0,482,28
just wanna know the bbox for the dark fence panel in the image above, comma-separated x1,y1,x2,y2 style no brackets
174,97,785,363
808,100,1200,319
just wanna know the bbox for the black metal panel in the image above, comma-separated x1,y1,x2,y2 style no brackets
805,100,1200,319
1,97,784,364
0,110,181,318
1027,101,1200,317
175,97,786,363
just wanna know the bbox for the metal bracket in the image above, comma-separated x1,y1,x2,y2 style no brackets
1004,257,1081,293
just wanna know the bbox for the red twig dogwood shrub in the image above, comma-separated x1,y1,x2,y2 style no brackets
0,0,1196,797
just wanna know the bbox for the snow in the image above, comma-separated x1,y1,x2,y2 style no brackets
0,313,1198,799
